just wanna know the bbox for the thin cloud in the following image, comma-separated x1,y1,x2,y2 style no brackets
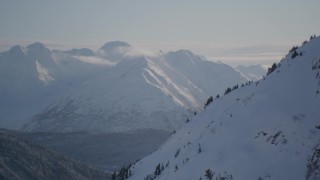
76,56,116,66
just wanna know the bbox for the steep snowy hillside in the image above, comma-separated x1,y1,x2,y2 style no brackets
128,37,320,179
22,45,246,133
236,64,267,81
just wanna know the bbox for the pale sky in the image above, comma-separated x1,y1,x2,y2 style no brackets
0,0,319,66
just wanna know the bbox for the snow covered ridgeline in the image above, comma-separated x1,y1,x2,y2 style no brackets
126,36,320,179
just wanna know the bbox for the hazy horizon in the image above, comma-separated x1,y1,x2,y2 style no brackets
1,0,319,66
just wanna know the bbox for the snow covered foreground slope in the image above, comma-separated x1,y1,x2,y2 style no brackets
128,37,320,179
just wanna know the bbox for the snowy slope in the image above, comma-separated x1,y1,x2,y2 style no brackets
128,37,320,179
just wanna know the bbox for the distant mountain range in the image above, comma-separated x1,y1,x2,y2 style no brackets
0,41,263,133
128,36,320,179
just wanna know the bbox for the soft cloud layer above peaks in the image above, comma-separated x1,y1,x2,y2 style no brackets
0,0,319,66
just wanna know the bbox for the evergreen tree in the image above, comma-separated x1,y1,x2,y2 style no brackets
174,148,180,158
185,118,190,123
205,169,214,180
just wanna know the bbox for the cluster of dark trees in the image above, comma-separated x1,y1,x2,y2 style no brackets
290,34,317,59
310,34,317,40
111,164,132,180
144,162,169,180
154,163,165,176
289,47,303,59
203,169,234,180
267,63,277,75
224,84,240,95
204,96,213,109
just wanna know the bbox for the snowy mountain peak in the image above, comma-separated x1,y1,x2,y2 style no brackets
96,41,131,61
26,42,49,52
8,45,26,56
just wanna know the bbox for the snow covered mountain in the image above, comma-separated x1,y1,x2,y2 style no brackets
0,42,108,129
128,37,320,179
236,64,267,81
0,43,58,129
21,43,247,133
